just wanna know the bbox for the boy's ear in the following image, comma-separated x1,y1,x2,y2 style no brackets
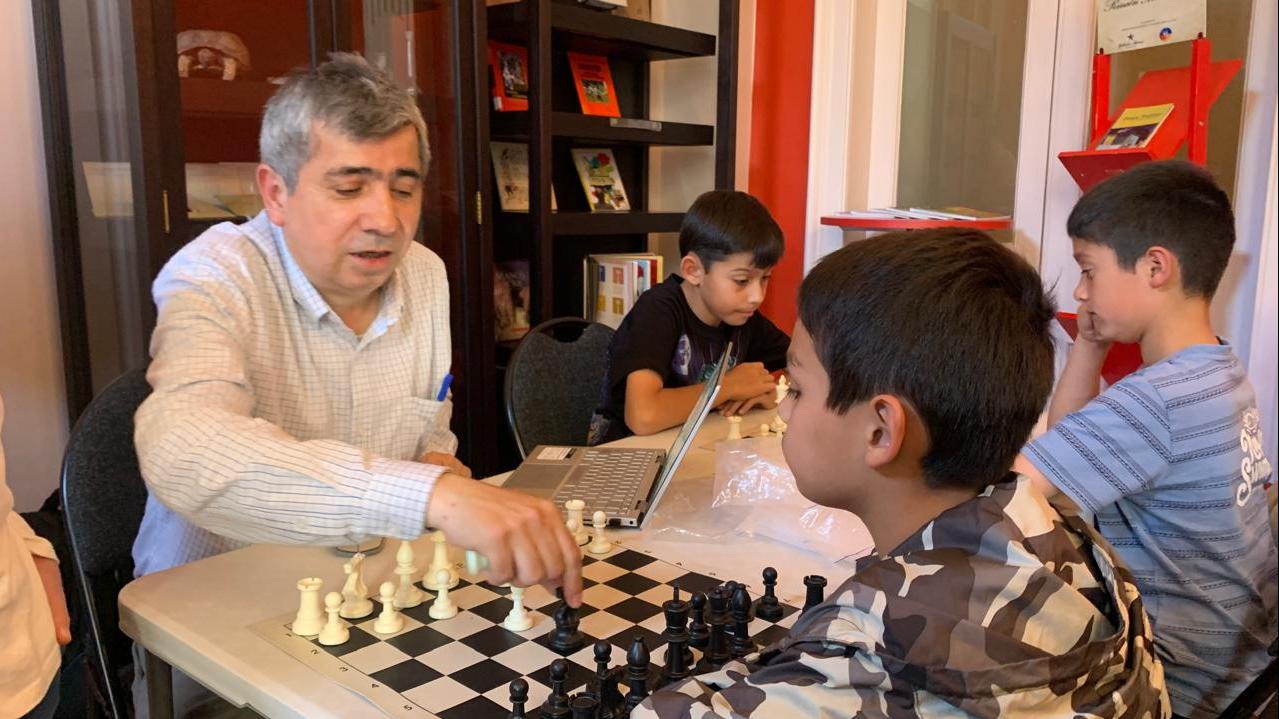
257,163,289,226
679,253,706,286
1143,246,1178,290
864,394,908,470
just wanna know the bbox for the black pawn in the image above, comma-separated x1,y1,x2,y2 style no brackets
729,585,757,659
802,574,828,613
624,635,651,711
549,589,585,654
753,567,784,621
588,640,611,701
688,592,710,649
508,677,528,719
570,695,599,719
541,658,571,718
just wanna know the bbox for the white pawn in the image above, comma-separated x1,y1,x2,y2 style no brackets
429,569,458,619
759,423,771,437
292,577,325,637
726,415,743,440
587,510,613,555
373,582,403,635
425,531,459,590
318,592,350,646
565,499,589,546
502,586,533,631
340,554,373,619
393,540,427,608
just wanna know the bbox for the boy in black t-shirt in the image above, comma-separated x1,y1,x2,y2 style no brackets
588,190,790,445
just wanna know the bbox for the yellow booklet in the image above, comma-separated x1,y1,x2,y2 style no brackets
1097,103,1174,150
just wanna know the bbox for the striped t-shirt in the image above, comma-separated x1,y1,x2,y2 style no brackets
1026,342,1276,719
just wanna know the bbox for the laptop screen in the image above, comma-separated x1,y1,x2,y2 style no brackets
640,342,733,525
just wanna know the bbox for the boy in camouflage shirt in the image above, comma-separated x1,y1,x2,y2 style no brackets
635,230,1169,718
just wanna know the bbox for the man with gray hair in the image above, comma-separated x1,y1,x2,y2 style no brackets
130,54,581,717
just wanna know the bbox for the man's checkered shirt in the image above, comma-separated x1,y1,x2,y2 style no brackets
132,212,456,577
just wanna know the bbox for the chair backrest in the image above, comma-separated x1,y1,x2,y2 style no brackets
504,318,614,457
61,368,152,719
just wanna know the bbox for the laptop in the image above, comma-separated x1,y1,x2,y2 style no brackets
504,343,731,528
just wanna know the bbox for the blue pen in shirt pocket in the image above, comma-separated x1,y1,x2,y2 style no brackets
436,373,454,402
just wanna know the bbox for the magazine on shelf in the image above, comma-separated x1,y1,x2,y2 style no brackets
906,206,1011,221
583,253,661,329
571,148,631,212
567,52,621,117
1096,103,1174,150
489,142,557,212
488,41,529,111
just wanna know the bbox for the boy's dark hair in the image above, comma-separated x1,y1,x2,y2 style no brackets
1067,159,1234,297
679,190,784,269
799,229,1055,491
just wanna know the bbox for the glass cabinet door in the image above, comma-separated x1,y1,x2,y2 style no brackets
173,1,320,238
341,0,491,471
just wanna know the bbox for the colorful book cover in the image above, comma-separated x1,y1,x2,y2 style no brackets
571,148,630,212
489,142,557,212
1096,103,1174,150
567,52,621,117
488,41,528,111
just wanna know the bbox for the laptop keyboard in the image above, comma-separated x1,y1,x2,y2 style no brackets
552,449,663,517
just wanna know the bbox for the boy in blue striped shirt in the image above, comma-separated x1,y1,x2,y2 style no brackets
1017,160,1276,718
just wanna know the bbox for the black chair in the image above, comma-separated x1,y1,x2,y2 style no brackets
61,369,152,719
504,318,614,457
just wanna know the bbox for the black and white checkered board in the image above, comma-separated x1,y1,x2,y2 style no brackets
253,542,801,719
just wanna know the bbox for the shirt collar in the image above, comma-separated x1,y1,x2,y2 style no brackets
271,222,332,323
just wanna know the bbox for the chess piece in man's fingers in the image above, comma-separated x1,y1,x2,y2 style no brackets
425,473,583,606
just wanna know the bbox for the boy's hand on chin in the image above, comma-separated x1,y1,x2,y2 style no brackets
1075,303,1113,349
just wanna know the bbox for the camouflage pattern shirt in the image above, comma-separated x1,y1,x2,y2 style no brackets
635,476,1170,718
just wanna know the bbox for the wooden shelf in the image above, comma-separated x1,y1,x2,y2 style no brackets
488,2,716,61
490,112,713,146
551,211,684,235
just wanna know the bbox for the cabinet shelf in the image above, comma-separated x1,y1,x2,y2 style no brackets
490,112,713,146
550,211,684,235
179,78,276,118
488,2,716,61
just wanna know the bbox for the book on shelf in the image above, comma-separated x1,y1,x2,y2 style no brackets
583,253,662,329
570,148,631,212
494,259,531,342
567,52,621,117
487,41,529,111
1096,103,1174,150
489,142,557,212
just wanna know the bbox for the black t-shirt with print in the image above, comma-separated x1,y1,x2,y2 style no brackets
587,274,790,445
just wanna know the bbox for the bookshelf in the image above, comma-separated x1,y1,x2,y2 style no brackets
468,0,741,470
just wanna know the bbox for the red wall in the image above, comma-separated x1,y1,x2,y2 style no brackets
748,0,815,336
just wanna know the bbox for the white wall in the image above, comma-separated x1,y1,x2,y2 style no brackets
0,2,68,512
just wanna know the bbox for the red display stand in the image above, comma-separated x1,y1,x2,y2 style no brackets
1058,37,1241,191
820,216,1012,232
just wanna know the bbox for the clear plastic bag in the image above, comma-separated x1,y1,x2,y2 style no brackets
708,435,870,563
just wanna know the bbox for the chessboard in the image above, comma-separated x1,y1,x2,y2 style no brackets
252,542,802,719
